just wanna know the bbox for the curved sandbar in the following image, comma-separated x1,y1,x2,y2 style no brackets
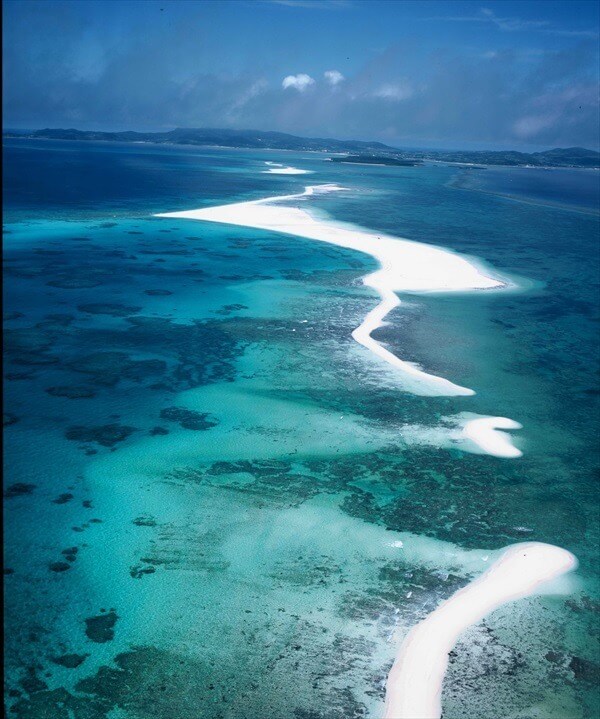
155,184,508,397
384,542,577,719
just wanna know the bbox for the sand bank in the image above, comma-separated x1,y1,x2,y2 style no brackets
401,413,523,459
461,415,523,458
384,542,577,719
156,184,509,397
262,162,312,175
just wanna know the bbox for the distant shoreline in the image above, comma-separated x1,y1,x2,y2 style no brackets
4,129,599,169
5,135,600,170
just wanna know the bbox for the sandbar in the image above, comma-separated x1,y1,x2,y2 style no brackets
384,542,577,719
156,184,509,397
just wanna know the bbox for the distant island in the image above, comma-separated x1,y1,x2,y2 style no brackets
4,127,392,154
329,155,422,167
4,127,599,168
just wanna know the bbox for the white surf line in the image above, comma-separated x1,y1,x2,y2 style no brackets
155,184,509,398
384,542,577,719
262,162,312,175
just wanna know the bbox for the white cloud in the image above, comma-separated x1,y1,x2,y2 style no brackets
372,82,413,101
267,0,352,8
282,73,315,91
426,6,596,36
226,79,268,120
479,7,549,32
512,114,558,138
324,69,345,86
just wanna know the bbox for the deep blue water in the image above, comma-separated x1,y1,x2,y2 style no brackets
3,138,600,719
450,164,600,213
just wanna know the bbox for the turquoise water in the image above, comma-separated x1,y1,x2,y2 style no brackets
3,139,599,718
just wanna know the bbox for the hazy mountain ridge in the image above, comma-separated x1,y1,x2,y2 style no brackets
7,127,392,153
4,127,599,167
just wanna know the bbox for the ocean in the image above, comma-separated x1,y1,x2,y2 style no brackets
3,138,599,718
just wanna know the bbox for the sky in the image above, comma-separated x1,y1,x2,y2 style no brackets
3,0,599,150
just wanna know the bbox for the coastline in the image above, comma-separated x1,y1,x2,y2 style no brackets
5,136,598,169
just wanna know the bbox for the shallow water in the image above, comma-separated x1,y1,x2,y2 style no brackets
3,139,599,718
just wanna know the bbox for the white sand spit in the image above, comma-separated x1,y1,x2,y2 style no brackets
155,184,508,397
263,167,312,174
400,413,523,459
384,542,577,719
262,162,312,174
461,416,523,458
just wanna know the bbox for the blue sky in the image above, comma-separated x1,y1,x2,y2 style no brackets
3,0,599,149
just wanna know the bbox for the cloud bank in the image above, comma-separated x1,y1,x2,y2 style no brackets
3,1,599,149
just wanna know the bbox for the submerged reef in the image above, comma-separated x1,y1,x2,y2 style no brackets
65,424,137,448
85,611,119,643
159,407,218,431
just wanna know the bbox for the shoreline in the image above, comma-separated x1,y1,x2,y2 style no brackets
383,542,577,719
4,136,599,169
155,184,513,398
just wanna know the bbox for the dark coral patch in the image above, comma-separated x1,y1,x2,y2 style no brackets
132,515,157,527
5,327,53,353
65,423,137,448
85,610,118,643
215,303,249,315
46,386,96,399
61,547,79,563
569,656,600,683
4,483,36,498
51,653,89,669
18,668,48,694
149,426,169,436
47,277,102,289
144,289,172,296
159,407,218,431
68,351,166,386
78,303,142,317
130,564,156,579
52,493,74,505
